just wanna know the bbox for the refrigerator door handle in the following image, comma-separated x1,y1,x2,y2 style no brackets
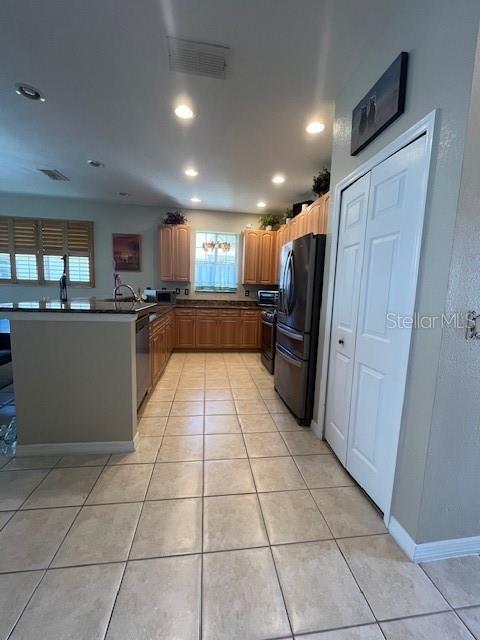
277,324,304,342
286,252,295,314
276,343,303,368
279,249,289,314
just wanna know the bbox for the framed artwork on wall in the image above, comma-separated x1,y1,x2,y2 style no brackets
351,52,409,155
112,233,141,271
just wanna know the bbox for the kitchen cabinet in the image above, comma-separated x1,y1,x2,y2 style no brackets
218,310,242,348
195,312,218,348
174,307,261,350
149,309,175,387
159,224,191,282
175,309,195,348
240,310,261,348
242,229,276,285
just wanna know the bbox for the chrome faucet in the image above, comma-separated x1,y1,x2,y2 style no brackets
113,283,139,302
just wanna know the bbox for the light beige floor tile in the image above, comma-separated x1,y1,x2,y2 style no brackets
257,386,279,400
86,464,153,504
174,388,205,401
51,502,142,567
0,571,44,640
380,611,475,639
231,388,261,400
311,486,387,538
204,434,247,460
137,416,167,436
244,432,290,457
259,490,331,544
205,400,236,415
147,461,203,499
202,547,290,640
421,556,480,608
204,459,256,496
273,413,304,431
457,607,480,639
22,467,102,509
177,379,205,390
106,555,201,640
251,457,306,492
272,540,374,634
164,415,204,435
157,435,203,462
170,401,204,416
130,498,202,558
156,378,179,390
281,430,330,455
234,399,269,414
295,625,384,639
0,511,13,530
2,456,60,471
338,534,449,620
239,413,278,433
205,388,233,400
264,397,289,413
56,454,110,467
142,401,172,417
0,507,79,572
108,437,162,465
205,378,231,388
204,414,241,434
149,387,176,402
295,454,355,488
10,563,124,640
0,470,49,510
204,494,268,552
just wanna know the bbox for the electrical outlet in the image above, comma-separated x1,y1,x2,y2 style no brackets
245,289,250,297
184,288,189,295
175,288,180,294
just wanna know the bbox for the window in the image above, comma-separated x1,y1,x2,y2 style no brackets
0,216,95,286
195,232,238,292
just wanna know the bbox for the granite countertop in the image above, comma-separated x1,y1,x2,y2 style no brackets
0,298,174,317
176,299,259,309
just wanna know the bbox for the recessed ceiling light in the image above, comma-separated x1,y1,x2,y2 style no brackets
272,174,285,185
175,104,194,119
15,83,46,102
87,160,105,168
119,192,129,196
191,196,201,203
257,201,266,208
185,168,198,177
306,121,325,134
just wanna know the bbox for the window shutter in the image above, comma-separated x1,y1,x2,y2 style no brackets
0,218,10,252
67,221,92,255
40,220,65,255
13,218,37,252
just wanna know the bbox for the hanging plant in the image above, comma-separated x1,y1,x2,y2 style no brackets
312,168,331,197
259,214,282,230
163,210,187,225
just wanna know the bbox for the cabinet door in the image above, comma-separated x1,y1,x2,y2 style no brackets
218,318,241,348
195,317,218,348
173,225,191,281
159,225,174,280
176,316,195,348
271,230,280,284
258,231,274,284
242,230,260,284
241,319,259,348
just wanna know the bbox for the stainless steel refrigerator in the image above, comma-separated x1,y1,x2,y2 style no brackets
274,233,326,425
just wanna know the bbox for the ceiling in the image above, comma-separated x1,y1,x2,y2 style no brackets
0,0,392,213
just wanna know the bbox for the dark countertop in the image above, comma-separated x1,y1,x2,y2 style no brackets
0,298,175,317
176,299,259,309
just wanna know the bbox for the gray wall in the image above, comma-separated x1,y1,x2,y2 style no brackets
0,193,266,305
321,0,480,542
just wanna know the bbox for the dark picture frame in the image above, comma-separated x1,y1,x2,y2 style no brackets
112,233,141,272
351,52,408,156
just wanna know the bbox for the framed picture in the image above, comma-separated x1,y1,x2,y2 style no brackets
351,52,408,156
112,233,141,271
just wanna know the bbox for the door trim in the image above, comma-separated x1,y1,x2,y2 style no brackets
317,109,438,525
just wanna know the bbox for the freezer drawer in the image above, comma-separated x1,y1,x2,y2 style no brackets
274,344,309,422
276,321,309,360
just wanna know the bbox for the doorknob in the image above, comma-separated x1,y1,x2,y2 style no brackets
338,339,344,345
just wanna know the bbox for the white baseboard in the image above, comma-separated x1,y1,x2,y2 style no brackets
389,516,480,563
310,418,323,440
16,433,139,457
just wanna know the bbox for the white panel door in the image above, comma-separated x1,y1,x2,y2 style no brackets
324,173,371,463
346,135,428,511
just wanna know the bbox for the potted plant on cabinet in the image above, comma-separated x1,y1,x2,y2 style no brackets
163,210,187,225
283,208,293,225
312,168,330,197
259,214,282,231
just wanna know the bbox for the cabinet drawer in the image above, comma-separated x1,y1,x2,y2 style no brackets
175,308,192,317
195,309,219,317
218,309,238,317
241,310,260,319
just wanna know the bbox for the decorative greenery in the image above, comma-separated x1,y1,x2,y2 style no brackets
312,168,331,197
283,208,293,222
259,214,282,230
163,210,187,225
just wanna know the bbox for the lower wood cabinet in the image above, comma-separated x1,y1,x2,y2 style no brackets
149,309,175,387
196,316,218,348
174,308,261,350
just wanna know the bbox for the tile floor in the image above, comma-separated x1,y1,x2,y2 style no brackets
0,352,479,639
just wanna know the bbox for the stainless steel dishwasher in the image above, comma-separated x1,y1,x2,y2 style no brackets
135,314,150,409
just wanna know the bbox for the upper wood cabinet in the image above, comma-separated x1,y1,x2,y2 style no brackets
242,229,276,285
159,224,191,282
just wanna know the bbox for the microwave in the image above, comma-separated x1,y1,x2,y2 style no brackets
144,288,177,304
257,290,279,307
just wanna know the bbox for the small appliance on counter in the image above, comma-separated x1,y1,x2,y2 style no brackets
275,234,326,425
258,290,279,374
144,288,177,304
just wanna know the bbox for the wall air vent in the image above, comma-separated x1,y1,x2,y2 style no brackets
38,169,70,181
167,37,229,79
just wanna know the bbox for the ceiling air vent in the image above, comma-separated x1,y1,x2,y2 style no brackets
167,37,229,79
38,169,70,181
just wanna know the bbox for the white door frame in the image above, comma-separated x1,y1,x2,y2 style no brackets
317,109,437,525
